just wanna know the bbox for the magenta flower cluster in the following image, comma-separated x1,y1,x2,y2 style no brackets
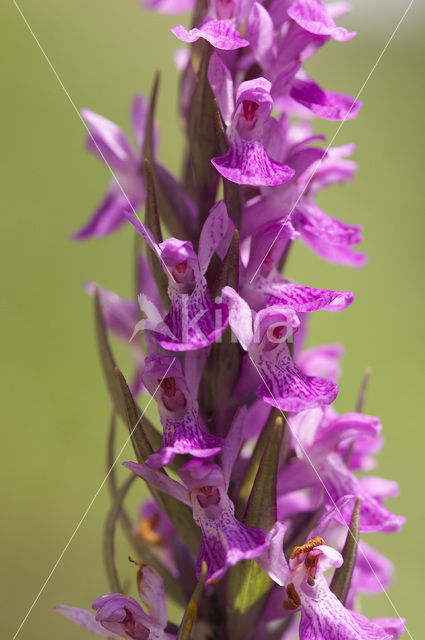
57,1,406,639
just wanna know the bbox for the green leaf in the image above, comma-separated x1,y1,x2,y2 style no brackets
94,290,128,423
142,74,192,240
330,497,361,605
103,473,135,593
106,413,185,605
187,43,219,224
355,369,372,413
114,367,201,555
198,231,241,432
176,562,207,640
227,415,285,640
143,158,169,309
235,408,281,520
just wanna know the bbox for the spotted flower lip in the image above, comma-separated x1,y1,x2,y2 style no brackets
124,453,269,583
141,354,224,467
209,53,295,186
223,286,339,412
258,525,405,640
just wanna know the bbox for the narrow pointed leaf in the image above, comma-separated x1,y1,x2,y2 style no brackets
144,158,169,309
235,408,280,519
227,416,285,640
142,73,192,239
330,497,361,605
106,412,184,605
199,231,240,431
355,369,372,413
142,71,160,164
176,562,207,640
114,368,201,554
94,290,127,423
187,43,219,224
104,474,135,593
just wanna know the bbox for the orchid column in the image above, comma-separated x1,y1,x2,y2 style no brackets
57,1,406,639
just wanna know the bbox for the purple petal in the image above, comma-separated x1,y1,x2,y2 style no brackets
256,522,290,585
144,0,195,12
300,228,368,267
255,342,338,412
55,605,119,637
123,461,191,505
208,52,235,126
323,453,405,533
221,286,254,350
86,283,138,343
221,406,247,487
131,93,149,149
290,77,362,121
314,412,381,451
212,138,294,186
351,541,394,597
308,142,357,194
294,200,363,245
157,286,228,351
135,565,167,628
81,108,137,170
371,617,406,639
287,0,356,41
298,344,344,381
146,422,224,467
252,279,355,312
73,189,137,240
198,201,229,274
171,19,249,50
246,1,276,69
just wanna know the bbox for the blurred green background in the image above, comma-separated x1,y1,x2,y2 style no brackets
1,0,424,638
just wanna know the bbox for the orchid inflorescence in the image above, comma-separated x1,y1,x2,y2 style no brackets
56,0,406,638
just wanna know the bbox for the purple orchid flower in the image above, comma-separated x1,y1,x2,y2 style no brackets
125,426,269,583
57,564,170,639
242,122,367,268
308,497,395,609
125,201,229,351
246,1,361,120
74,95,149,240
258,525,405,639
171,0,254,50
208,53,295,186
141,354,224,466
239,223,355,312
277,408,405,533
222,286,339,411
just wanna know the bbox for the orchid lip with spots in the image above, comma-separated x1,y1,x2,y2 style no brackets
58,0,406,639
